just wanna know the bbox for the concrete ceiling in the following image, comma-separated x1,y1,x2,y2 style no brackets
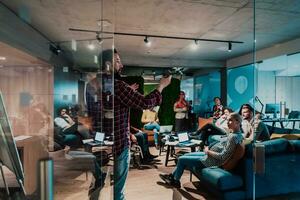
1,0,300,71
0,41,49,67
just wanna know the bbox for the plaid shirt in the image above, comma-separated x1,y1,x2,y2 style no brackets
111,80,162,156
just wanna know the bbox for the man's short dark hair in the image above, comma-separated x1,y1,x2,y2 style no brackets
238,103,254,115
57,107,67,115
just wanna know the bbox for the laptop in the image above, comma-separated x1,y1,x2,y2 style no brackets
159,125,173,133
88,132,105,146
178,132,193,146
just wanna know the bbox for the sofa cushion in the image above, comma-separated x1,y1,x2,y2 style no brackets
245,138,288,157
201,167,243,191
263,138,288,155
288,140,300,152
223,191,245,200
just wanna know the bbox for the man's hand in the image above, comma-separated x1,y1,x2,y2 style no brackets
157,75,172,93
204,146,209,154
129,83,139,91
130,134,137,143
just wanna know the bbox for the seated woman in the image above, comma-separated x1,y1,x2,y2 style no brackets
130,126,158,163
141,107,161,148
159,112,244,188
194,107,233,145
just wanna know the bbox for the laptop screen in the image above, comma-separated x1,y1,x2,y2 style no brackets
160,125,173,133
178,132,189,142
95,132,105,142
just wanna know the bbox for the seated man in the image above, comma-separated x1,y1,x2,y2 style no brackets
159,112,244,188
192,107,233,145
141,107,160,148
239,104,270,142
54,107,90,140
130,126,158,163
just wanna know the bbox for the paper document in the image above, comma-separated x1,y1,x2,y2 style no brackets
104,141,114,146
82,139,93,144
190,139,202,145
165,141,179,146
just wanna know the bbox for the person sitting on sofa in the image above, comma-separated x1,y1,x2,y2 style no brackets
54,107,90,140
193,107,233,145
159,112,244,188
141,107,160,148
239,104,270,142
130,126,158,163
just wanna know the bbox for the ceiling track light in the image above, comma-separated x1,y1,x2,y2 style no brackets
144,36,149,43
69,28,244,46
49,43,62,55
228,42,232,52
194,40,199,45
96,34,103,45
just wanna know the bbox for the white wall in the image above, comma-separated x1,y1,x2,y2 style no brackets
276,77,300,112
256,71,276,109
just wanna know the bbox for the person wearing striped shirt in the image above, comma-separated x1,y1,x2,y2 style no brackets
159,112,244,188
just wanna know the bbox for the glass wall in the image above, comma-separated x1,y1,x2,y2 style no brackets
0,0,115,199
194,71,221,117
254,0,300,199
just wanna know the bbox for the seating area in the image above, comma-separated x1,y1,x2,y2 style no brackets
191,138,300,200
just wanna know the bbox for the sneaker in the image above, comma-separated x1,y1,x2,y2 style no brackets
159,173,181,188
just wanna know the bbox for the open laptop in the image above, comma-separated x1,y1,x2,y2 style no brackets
178,132,193,146
87,132,105,146
159,125,173,133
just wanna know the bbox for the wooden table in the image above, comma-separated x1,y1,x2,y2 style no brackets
15,135,48,194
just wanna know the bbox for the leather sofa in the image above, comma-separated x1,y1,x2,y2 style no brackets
191,138,300,199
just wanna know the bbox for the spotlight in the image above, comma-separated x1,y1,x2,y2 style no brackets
56,45,61,53
49,43,61,55
96,34,103,45
144,36,149,43
194,40,199,45
144,36,151,47
228,42,232,52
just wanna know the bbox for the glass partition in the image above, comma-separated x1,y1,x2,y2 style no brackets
254,0,300,199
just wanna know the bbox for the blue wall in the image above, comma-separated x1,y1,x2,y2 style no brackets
194,72,221,116
54,67,80,117
227,64,255,111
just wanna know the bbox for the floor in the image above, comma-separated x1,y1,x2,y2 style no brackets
53,147,214,200
53,147,300,200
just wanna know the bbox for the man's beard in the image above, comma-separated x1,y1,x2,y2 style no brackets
114,71,121,80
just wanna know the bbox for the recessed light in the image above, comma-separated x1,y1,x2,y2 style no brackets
88,42,95,50
0,56,6,61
